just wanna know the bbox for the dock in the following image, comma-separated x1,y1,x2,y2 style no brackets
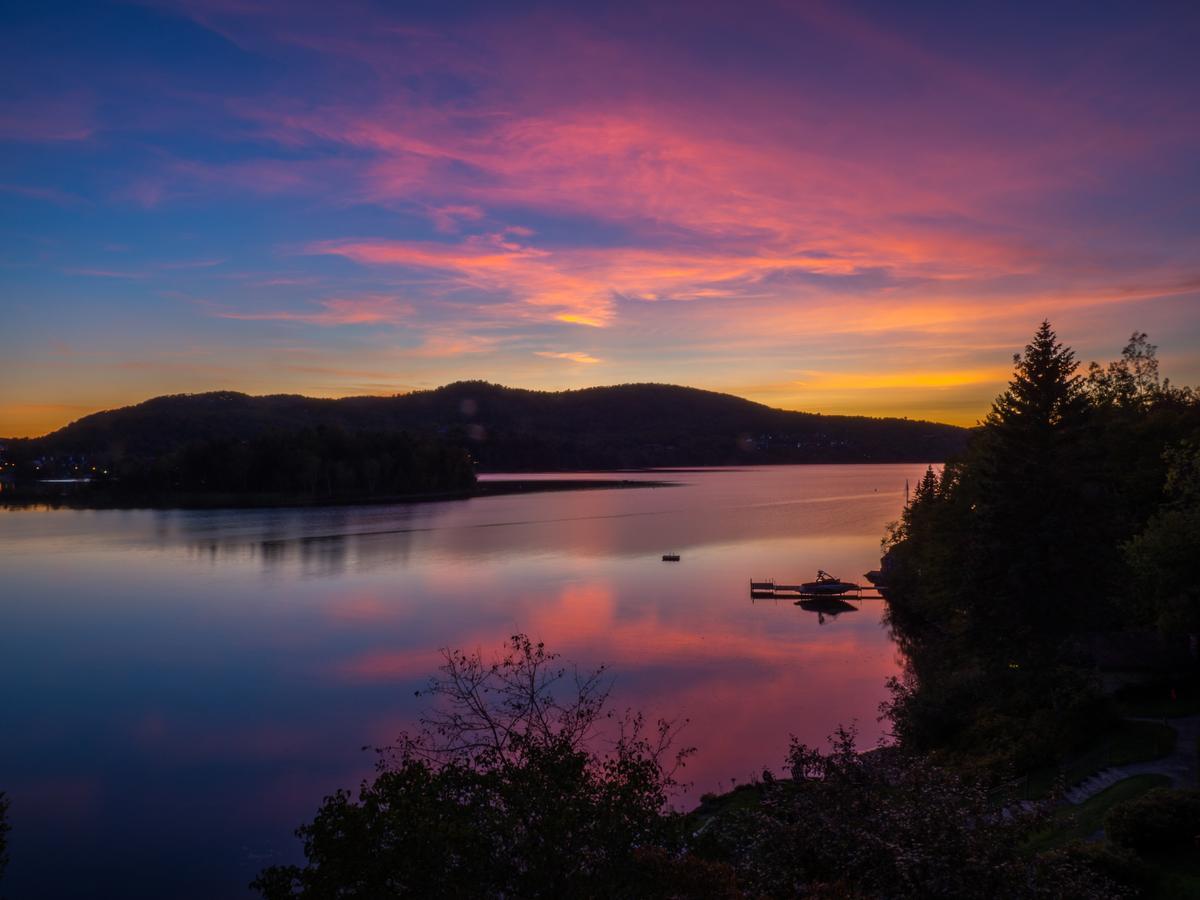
749,579,886,601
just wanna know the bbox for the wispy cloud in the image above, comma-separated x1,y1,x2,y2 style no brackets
65,268,149,279
0,95,95,143
217,295,413,325
534,351,601,364
0,183,88,206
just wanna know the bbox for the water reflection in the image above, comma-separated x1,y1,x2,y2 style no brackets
0,465,928,899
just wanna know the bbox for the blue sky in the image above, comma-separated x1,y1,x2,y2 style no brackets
3,0,1199,434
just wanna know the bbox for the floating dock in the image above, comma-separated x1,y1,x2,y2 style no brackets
749,579,886,601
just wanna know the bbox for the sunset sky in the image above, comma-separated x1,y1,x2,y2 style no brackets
3,0,1198,436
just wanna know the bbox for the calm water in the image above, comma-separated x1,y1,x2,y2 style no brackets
0,465,924,898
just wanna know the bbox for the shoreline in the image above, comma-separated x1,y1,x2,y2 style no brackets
0,476,680,512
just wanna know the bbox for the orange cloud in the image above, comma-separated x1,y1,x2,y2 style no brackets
534,351,600,364
793,367,1012,391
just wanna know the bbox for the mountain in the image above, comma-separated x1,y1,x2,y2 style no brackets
12,381,969,470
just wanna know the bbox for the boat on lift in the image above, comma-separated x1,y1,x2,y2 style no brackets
799,570,861,595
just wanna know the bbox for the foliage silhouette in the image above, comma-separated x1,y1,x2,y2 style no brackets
1126,440,1200,633
883,323,1200,770
252,635,702,899
5,382,968,477
0,792,8,887
693,727,1122,898
255,639,1127,898
4,425,476,503
1105,788,1200,853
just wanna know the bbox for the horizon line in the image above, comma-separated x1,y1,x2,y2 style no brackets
2,379,976,441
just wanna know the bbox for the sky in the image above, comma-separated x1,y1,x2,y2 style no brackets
2,0,1199,436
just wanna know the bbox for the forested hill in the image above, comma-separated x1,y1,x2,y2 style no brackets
15,382,968,469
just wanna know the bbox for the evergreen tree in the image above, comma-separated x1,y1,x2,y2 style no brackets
912,465,939,505
883,323,1110,766
986,320,1087,432
966,321,1095,652
882,322,1200,769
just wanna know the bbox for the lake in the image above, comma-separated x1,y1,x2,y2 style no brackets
0,464,925,898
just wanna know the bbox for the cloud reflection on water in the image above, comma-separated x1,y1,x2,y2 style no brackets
0,465,922,897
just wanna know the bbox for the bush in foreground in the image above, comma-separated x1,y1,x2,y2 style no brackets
252,635,709,899
1106,788,1200,853
257,638,1132,899
693,727,1125,898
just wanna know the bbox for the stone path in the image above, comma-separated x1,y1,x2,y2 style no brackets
1064,714,1200,805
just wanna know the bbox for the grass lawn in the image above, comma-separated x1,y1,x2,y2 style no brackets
1015,719,1177,800
1025,774,1171,853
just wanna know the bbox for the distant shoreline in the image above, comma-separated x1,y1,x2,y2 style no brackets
0,476,680,511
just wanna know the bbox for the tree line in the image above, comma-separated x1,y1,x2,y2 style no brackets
7,382,969,473
883,325,1200,771
116,427,477,499
5,426,477,503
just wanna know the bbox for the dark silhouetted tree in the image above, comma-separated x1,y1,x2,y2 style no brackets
1085,331,1179,410
1126,441,1200,632
252,635,703,899
883,323,1200,770
0,792,9,886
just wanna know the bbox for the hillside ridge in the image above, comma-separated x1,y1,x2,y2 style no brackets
8,381,969,469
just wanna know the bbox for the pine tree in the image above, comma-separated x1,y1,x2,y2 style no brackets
985,320,1085,433
959,321,1097,652
913,465,939,504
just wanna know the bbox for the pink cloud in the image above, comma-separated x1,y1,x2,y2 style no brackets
0,95,95,143
117,177,169,209
218,294,413,325
305,228,1030,332
124,6,1197,351
427,204,485,233
410,332,502,357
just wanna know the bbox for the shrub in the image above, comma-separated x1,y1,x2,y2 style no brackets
253,635,693,899
1039,840,1147,894
1105,788,1200,851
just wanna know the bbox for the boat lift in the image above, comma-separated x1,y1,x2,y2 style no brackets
749,579,886,601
